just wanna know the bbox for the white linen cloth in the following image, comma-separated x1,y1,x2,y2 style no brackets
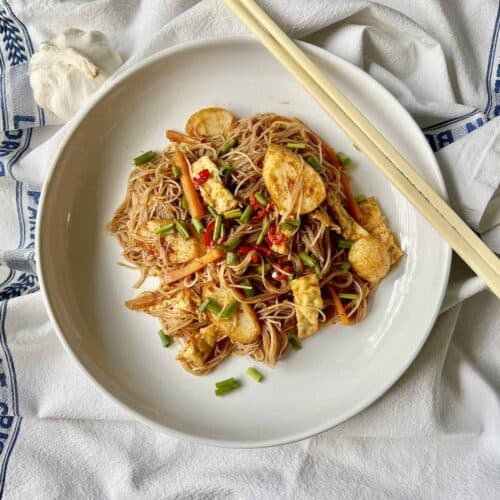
0,0,499,497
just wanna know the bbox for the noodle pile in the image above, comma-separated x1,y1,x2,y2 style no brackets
108,112,378,375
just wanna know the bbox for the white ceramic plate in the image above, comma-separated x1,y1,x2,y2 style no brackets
37,36,451,448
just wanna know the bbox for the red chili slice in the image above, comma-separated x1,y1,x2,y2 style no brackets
193,168,210,186
204,220,216,247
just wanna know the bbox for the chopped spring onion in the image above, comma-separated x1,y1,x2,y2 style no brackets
336,152,351,166
239,205,252,225
220,221,226,240
212,215,222,243
154,222,175,235
339,261,351,273
217,236,241,251
256,262,272,274
224,208,242,219
339,293,359,300
279,219,300,232
134,150,157,165
286,142,306,149
241,278,255,297
219,161,232,182
354,194,366,203
246,367,263,382
215,377,239,389
172,165,181,178
256,218,270,244
220,138,237,155
338,239,353,249
289,336,302,351
199,298,212,313
158,329,172,348
254,192,268,206
174,220,190,240
200,297,222,315
306,156,324,173
353,143,361,151
299,251,322,277
226,252,238,266
192,218,204,235
181,195,188,210
219,300,240,319
208,206,218,217
215,379,240,396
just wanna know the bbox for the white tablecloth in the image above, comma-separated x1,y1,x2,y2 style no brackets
0,1,499,498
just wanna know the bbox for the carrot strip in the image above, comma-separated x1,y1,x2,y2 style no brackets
164,249,224,284
173,151,204,219
340,172,363,224
328,285,350,325
322,142,343,169
166,130,196,144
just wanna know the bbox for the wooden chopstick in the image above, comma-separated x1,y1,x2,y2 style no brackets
224,0,500,298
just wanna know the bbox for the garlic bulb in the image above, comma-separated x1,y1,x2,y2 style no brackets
29,28,122,121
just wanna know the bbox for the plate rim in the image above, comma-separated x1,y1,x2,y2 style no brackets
36,35,451,448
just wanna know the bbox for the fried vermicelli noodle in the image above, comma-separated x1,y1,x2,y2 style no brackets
108,109,402,375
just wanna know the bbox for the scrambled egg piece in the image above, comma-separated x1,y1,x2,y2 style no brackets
202,285,261,344
290,273,324,339
348,236,391,283
142,219,204,265
177,325,219,367
326,192,368,240
359,197,403,266
263,144,326,215
185,107,234,138
191,156,238,213
310,208,341,232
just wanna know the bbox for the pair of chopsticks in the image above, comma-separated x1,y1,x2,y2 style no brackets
224,0,500,298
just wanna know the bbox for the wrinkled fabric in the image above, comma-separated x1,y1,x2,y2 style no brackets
0,0,499,498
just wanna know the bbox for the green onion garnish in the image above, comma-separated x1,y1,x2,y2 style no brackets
289,336,302,351
192,218,204,235
336,152,351,166
213,215,222,242
353,143,360,151
241,278,255,297
338,239,352,249
239,205,252,225
172,165,181,178
279,219,300,232
215,377,239,389
339,261,351,273
181,195,188,210
254,192,268,206
227,252,238,266
256,218,270,244
246,367,263,382
217,236,241,252
174,220,190,240
306,156,324,173
219,161,232,183
215,379,240,396
339,293,359,300
134,150,156,165
354,194,366,203
299,251,322,277
220,220,226,240
199,298,212,313
256,262,271,274
154,222,175,235
286,142,306,149
205,298,222,315
220,138,237,155
224,208,242,219
208,206,218,217
158,329,172,348
219,300,240,319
